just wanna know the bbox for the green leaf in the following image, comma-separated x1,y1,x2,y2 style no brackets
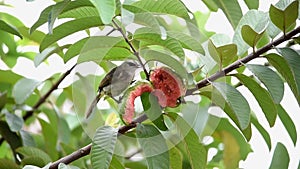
212,82,250,130
0,20,22,39
140,49,188,81
141,93,167,131
269,143,290,169
0,92,7,110
246,64,284,104
234,74,277,127
216,118,252,161
200,91,251,140
136,124,170,169
169,147,182,169
5,111,24,132
233,10,269,55
48,0,71,34
244,0,259,9
202,0,218,12
0,159,20,169
20,130,36,147
30,0,94,33
34,45,70,67
167,112,207,169
109,156,125,169
193,11,215,42
241,25,265,49
134,27,185,59
251,114,271,150
0,121,22,152
122,5,161,32
211,0,243,29
167,31,205,55
38,118,58,160
77,36,128,63
12,78,41,104
269,1,299,33
16,147,52,166
91,126,118,169
89,0,116,24
40,16,103,51
59,6,98,19
276,48,300,105
277,104,297,146
130,0,190,19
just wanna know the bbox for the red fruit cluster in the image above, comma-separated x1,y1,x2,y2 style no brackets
150,67,186,107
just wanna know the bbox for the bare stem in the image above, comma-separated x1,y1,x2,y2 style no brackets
23,64,76,121
186,25,300,95
111,19,150,80
48,25,300,169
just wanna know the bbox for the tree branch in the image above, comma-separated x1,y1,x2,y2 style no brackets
111,19,150,80
49,114,147,169
48,26,300,169
23,64,76,121
186,26,300,95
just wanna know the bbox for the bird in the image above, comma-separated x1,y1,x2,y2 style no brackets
85,61,140,119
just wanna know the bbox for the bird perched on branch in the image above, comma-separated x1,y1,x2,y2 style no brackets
85,61,140,119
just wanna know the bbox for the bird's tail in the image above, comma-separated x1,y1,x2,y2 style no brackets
85,92,102,119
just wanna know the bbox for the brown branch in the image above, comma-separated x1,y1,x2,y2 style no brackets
49,114,148,169
186,25,300,95
23,64,76,121
48,26,300,169
111,19,150,80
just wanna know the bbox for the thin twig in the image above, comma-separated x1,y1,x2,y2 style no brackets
23,64,76,121
105,28,116,36
111,19,150,80
48,25,300,169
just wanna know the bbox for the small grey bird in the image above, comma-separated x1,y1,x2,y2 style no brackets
85,61,140,119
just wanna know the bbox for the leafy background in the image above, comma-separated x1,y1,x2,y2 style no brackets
0,0,300,169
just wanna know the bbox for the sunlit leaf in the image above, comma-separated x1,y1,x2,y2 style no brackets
244,0,259,9
233,10,269,55
134,27,185,59
269,1,298,33
34,45,70,67
234,74,277,127
130,0,190,19
77,36,128,63
40,16,103,51
169,147,182,169
48,0,71,34
241,25,265,49
0,20,22,38
212,82,250,130
246,64,284,104
269,143,290,169
91,126,118,169
12,78,41,104
89,0,116,24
